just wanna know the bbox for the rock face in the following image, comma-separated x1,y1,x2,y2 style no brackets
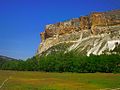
80,16,90,30
40,32,45,42
37,10,120,56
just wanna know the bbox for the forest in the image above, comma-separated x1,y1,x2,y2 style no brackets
0,51,120,73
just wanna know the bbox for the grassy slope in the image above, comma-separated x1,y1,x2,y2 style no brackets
0,70,120,90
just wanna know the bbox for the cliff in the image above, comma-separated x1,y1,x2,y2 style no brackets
37,10,120,56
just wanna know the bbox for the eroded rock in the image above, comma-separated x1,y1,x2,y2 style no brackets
38,10,120,55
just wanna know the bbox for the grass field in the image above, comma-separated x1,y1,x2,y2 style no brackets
0,70,120,90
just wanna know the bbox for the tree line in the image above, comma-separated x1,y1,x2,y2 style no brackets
0,51,120,73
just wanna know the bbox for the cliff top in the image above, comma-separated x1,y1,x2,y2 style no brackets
40,10,120,42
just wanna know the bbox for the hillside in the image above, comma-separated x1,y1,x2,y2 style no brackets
0,55,18,65
0,55,17,61
37,10,120,56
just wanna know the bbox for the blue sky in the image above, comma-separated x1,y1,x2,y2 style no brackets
0,0,120,60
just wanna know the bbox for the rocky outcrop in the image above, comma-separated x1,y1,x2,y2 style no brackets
37,10,120,56
90,11,120,34
40,32,45,42
80,16,90,30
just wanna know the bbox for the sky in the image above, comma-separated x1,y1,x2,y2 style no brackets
0,0,120,60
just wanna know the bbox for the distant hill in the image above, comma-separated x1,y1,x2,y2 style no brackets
0,55,18,68
0,55,17,61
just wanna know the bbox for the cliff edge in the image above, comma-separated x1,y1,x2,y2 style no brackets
37,10,120,56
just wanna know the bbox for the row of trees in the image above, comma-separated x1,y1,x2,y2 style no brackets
0,52,120,73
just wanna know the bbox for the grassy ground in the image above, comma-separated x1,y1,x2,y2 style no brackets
0,70,120,90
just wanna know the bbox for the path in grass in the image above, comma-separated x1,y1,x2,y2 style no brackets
0,76,11,89
0,70,120,90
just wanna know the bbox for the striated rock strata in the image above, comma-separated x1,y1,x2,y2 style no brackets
37,10,120,56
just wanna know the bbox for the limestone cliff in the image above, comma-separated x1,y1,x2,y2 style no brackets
37,10,120,56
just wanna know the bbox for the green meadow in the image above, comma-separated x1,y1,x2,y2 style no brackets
0,70,120,90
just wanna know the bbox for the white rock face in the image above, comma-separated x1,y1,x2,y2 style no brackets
107,40,120,51
37,25,120,56
67,33,120,56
